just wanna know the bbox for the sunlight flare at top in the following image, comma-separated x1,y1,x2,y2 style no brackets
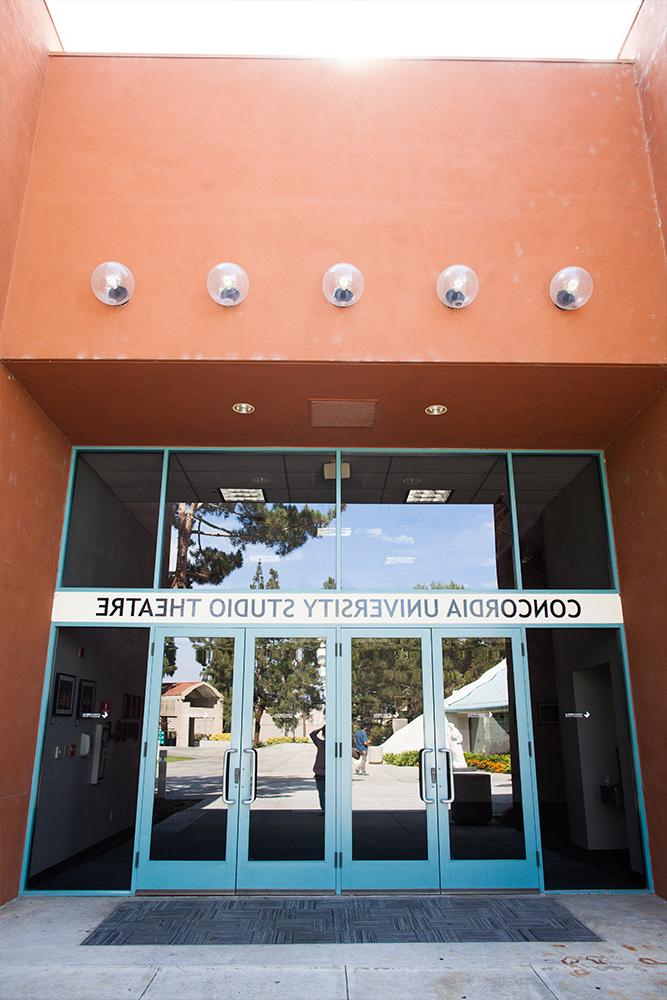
46,0,641,61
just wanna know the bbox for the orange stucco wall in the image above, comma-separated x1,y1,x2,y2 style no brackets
0,374,70,905
0,1,69,905
622,0,667,241
606,1,667,899
0,0,60,325
0,15,666,903
1,55,665,365
606,385,667,897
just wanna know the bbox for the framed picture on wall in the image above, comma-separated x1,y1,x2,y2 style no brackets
76,679,96,718
53,673,76,716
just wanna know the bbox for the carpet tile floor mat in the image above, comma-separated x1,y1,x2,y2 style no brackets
82,896,600,945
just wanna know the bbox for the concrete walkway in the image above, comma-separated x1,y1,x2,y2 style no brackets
0,893,666,999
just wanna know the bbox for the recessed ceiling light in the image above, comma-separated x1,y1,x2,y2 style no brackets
232,402,255,414
406,489,452,503
425,404,448,416
402,477,422,486
220,488,265,501
323,462,351,480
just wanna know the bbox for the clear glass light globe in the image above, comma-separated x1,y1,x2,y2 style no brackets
322,263,364,307
436,265,479,309
91,261,135,306
550,266,593,310
207,262,249,306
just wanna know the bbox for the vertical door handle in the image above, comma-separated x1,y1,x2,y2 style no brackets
438,748,455,804
419,748,436,803
221,748,237,805
241,747,258,804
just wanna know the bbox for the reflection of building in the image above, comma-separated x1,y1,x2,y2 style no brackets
444,661,509,756
160,681,223,748
381,661,509,757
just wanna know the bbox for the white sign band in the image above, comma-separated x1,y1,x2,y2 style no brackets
51,591,623,627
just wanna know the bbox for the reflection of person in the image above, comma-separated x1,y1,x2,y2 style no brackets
447,719,467,770
310,725,326,811
354,725,369,775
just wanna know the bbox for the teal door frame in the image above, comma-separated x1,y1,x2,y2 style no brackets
431,627,540,890
135,626,246,891
235,627,338,891
135,624,540,893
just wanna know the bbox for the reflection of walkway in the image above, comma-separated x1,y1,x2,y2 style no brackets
158,745,225,799
158,745,514,812
152,746,524,864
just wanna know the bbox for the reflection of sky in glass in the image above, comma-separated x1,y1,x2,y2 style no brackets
167,636,204,683
342,505,499,591
168,501,500,592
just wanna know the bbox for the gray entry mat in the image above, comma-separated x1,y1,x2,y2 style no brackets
82,896,600,945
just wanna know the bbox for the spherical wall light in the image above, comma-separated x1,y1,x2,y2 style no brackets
207,262,249,306
322,263,364,307
436,265,479,309
91,261,135,306
549,266,593,310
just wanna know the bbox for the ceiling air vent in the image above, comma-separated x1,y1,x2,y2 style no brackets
309,399,377,428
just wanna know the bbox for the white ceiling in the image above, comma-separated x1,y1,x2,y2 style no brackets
46,0,642,61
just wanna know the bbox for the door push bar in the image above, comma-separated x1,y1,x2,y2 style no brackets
418,747,436,803
222,747,238,805
438,747,455,804
242,747,259,804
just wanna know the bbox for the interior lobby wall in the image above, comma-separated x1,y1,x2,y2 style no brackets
28,628,149,881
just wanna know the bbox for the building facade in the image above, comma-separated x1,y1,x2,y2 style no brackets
1,0,665,902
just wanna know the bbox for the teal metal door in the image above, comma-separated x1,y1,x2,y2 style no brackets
432,628,540,890
135,627,246,890
234,628,338,891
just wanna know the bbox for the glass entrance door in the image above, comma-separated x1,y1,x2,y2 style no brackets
234,629,337,890
432,629,540,889
135,628,246,890
135,626,539,892
340,630,441,890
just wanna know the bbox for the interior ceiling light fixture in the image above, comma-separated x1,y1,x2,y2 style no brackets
436,264,479,309
91,261,135,306
232,402,255,414
322,263,364,307
406,489,452,503
549,266,594,310
323,462,351,480
207,262,249,306
220,488,265,502
425,404,448,415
